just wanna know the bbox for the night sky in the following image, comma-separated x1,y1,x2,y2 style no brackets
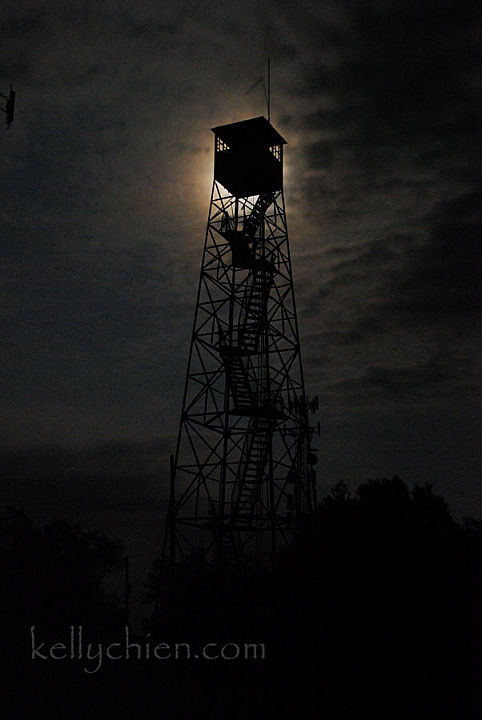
1,0,480,574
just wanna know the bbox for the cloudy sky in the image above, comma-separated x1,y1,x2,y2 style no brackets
1,0,480,568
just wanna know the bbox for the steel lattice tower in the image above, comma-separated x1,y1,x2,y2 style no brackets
166,116,316,574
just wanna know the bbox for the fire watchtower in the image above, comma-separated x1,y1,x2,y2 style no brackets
166,114,316,574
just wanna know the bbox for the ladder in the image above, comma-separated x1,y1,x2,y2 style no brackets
226,349,253,412
234,417,270,522
244,191,277,238
239,267,273,353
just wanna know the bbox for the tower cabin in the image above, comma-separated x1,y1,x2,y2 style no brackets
211,116,286,198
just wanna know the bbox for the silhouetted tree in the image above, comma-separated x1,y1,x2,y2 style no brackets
0,507,124,643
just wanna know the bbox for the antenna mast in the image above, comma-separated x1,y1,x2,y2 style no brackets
267,59,271,122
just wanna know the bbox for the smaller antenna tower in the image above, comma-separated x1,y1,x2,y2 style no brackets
0,84,16,127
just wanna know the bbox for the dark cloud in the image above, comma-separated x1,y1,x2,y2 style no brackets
293,0,481,242
292,0,480,430
301,0,479,128
390,189,481,323
308,189,481,347
339,350,478,400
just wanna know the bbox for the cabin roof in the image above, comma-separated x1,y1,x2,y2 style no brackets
211,116,286,147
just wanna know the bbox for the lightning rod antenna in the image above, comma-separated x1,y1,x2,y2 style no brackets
267,59,271,122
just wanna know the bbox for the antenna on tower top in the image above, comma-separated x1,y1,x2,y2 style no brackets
244,61,272,120
267,58,271,122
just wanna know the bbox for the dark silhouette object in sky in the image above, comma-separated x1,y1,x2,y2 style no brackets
0,83,15,127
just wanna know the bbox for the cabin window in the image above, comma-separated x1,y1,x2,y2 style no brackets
270,145,281,161
216,138,230,152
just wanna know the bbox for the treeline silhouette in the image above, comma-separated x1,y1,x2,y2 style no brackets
1,478,480,718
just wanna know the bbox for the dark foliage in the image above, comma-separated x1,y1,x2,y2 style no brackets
0,507,124,643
